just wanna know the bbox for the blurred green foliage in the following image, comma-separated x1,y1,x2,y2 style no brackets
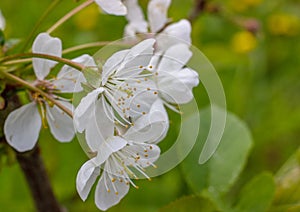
0,0,300,211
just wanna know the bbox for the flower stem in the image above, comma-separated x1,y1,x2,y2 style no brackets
0,70,73,118
16,146,63,212
47,0,94,34
62,41,132,55
0,52,84,71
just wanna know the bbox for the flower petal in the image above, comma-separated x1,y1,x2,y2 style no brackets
53,54,94,93
0,10,6,30
158,67,199,104
116,39,156,77
46,101,75,142
76,159,100,201
93,136,127,166
157,43,192,73
74,87,105,133
95,171,129,211
111,78,158,119
84,96,115,152
148,0,171,33
4,102,41,152
156,19,192,50
123,143,161,167
102,50,129,85
124,99,169,143
95,0,127,16
32,33,62,80
124,0,148,37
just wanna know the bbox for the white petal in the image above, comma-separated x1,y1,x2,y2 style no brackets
74,87,104,133
32,33,62,80
4,102,41,152
46,101,74,142
95,0,127,16
148,0,171,33
124,0,148,36
0,10,5,30
102,50,129,85
124,99,169,143
53,54,94,93
116,39,156,76
94,136,127,166
123,143,161,167
95,171,129,211
76,159,100,201
157,44,192,72
110,78,158,119
158,67,199,104
156,19,192,50
85,96,114,152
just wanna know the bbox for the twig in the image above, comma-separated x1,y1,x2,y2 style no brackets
188,0,207,23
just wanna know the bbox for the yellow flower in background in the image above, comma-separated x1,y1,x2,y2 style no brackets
268,14,300,36
232,31,257,53
74,4,99,30
229,0,262,12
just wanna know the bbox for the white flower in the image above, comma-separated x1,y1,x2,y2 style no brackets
155,19,192,51
147,0,171,33
74,38,159,134
76,99,168,211
94,0,127,16
4,33,91,152
150,43,199,106
0,9,5,30
123,0,191,50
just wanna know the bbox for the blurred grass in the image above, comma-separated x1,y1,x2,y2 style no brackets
0,0,300,211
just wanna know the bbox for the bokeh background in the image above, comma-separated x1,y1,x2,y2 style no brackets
0,0,299,211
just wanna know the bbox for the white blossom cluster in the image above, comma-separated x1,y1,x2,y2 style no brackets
3,0,199,210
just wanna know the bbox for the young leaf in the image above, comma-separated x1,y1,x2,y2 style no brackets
159,195,217,212
269,148,300,211
233,172,275,212
181,106,253,197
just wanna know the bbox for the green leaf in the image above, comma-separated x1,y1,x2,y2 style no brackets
233,172,275,212
181,106,253,198
159,195,217,212
269,148,300,211
82,67,101,88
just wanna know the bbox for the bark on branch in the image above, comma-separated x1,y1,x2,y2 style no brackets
0,89,63,212
16,147,63,212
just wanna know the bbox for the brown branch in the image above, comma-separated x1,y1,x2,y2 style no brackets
16,146,63,212
0,90,63,212
188,0,207,23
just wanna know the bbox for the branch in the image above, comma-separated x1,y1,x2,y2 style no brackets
16,146,64,212
0,70,73,118
188,0,207,23
0,91,63,212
